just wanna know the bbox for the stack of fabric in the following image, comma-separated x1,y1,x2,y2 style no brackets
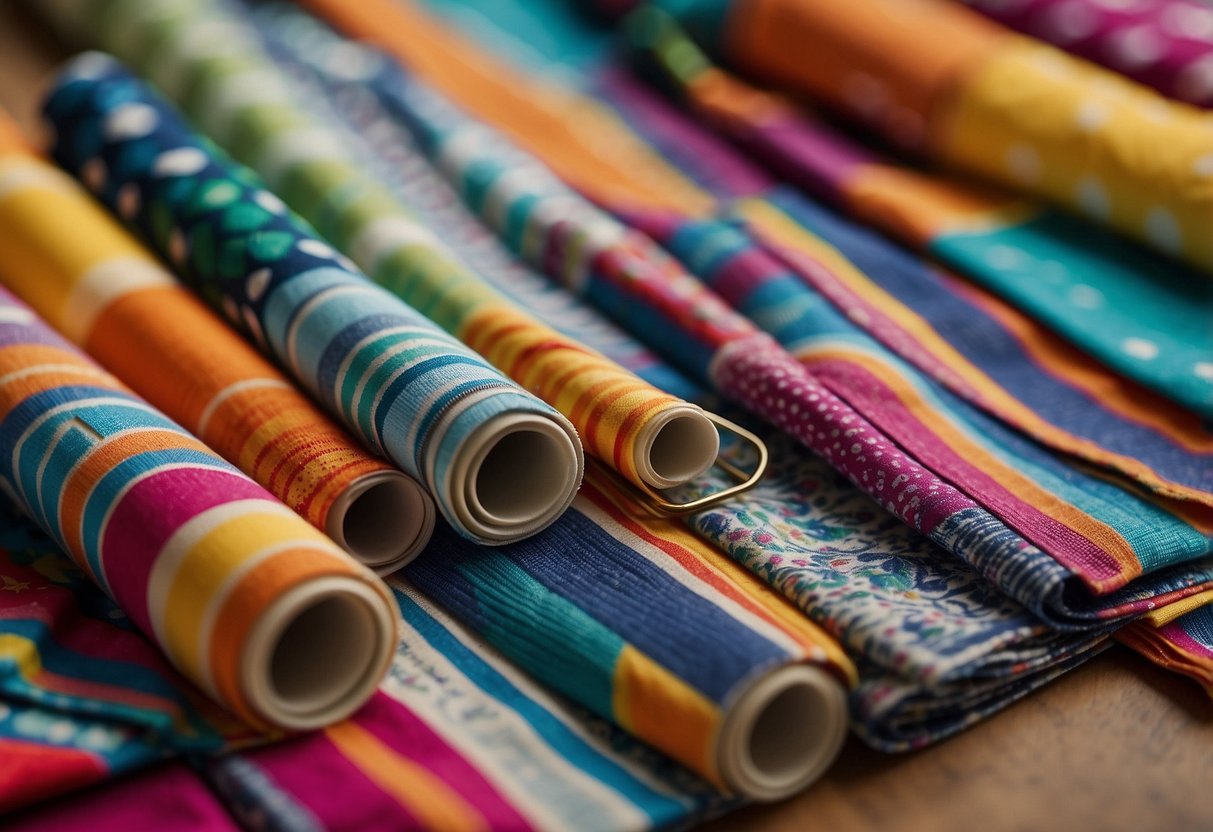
0,0,1208,828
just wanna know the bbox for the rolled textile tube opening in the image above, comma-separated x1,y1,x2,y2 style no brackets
717,663,849,801
242,576,397,730
633,404,720,489
326,470,436,574
452,412,583,544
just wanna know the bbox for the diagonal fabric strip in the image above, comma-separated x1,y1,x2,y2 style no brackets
36,0,723,500
0,285,398,731
616,0,1213,274
621,6,1213,434
0,113,435,573
955,0,1213,110
43,56,584,546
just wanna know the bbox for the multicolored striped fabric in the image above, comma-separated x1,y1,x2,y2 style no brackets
0,284,397,731
0,117,434,573
44,55,583,547
1120,606,1213,697
0,487,729,822
245,9,1127,751
40,0,723,501
622,5,1213,422
288,1,1213,621
0,502,240,812
617,0,1213,274
958,0,1213,108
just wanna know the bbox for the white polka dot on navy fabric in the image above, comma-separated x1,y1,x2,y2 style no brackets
153,148,208,177
296,239,335,259
103,103,158,141
253,190,286,214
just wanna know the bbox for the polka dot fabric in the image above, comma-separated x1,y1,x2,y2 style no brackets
938,36,1213,271
962,0,1213,108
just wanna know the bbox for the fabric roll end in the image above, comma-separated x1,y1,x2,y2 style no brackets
446,411,584,545
716,663,849,801
326,470,436,575
631,403,721,489
240,574,398,730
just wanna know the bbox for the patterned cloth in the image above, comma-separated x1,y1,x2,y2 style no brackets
244,5,1134,752
959,0,1213,108
45,55,585,547
0,283,399,732
621,5,1213,422
0,119,433,573
290,0,1213,614
618,0,1213,274
41,0,723,503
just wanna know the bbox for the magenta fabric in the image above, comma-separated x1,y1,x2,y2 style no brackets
963,0,1213,106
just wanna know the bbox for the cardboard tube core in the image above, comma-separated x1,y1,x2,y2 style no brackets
717,664,849,801
635,405,720,488
327,471,436,574
450,412,582,544
243,576,396,730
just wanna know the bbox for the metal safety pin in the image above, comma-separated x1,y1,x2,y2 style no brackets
590,410,768,516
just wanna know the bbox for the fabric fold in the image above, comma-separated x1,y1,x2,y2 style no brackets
0,113,434,573
37,0,724,502
0,285,398,731
43,55,584,547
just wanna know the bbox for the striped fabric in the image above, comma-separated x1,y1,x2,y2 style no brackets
624,0,1213,274
39,0,722,499
958,0,1213,109
622,6,1213,422
0,120,434,573
1119,606,1213,697
44,57,583,547
0,284,397,730
244,15,1129,751
0,491,738,825
291,12,1213,617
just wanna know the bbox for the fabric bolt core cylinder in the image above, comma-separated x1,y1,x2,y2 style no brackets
715,663,848,800
0,134,435,573
41,55,586,546
0,286,399,730
31,0,723,498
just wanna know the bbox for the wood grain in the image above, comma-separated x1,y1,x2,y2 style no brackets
0,7,1209,831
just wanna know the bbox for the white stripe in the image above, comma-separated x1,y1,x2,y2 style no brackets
194,378,293,438
89,460,233,595
385,580,654,832
9,395,160,505
347,214,448,274
255,125,351,186
63,256,174,343
394,578,699,808
0,160,77,202
341,328,448,419
145,499,300,656
282,283,378,381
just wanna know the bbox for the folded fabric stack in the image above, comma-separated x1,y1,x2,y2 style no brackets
0,0,1208,827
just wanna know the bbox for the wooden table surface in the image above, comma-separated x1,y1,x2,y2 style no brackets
1,5,1210,830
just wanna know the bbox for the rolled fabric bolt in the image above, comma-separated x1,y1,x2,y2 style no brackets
714,663,848,800
35,0,721,494
44,56,584,545
0,115,434,573
0,285,398,729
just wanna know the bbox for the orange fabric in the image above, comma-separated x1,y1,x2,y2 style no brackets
729,0,1005,148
